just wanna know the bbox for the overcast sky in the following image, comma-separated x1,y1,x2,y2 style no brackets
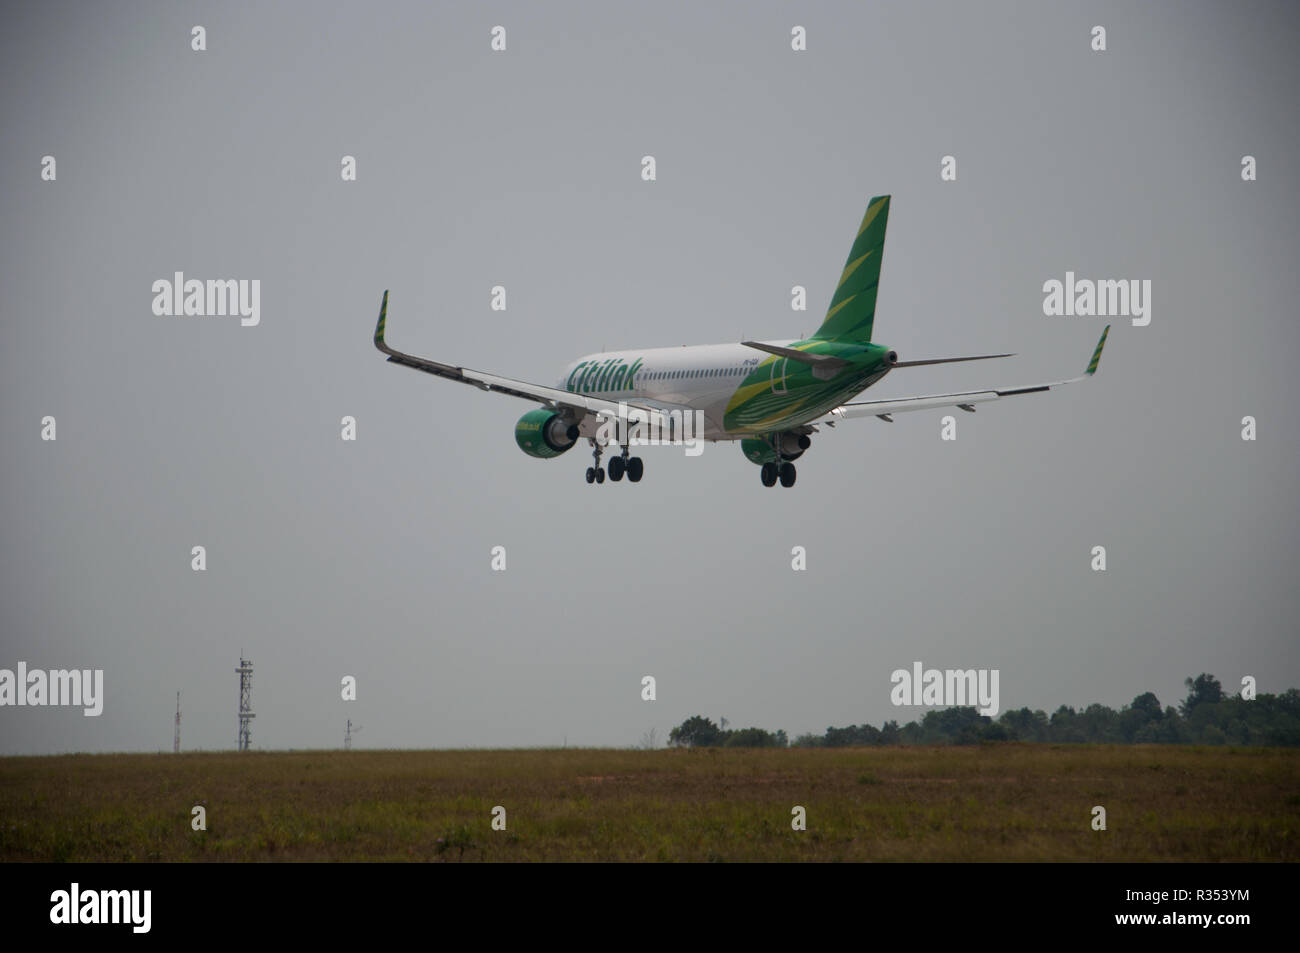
2,0,1297,754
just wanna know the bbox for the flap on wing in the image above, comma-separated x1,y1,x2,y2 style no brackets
827,391,1002,420
820,326,1109,423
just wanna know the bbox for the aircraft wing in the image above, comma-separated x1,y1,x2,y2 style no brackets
819,326,1109,424
372,291,675,429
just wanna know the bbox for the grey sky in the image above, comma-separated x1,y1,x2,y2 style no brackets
2,1,1298,754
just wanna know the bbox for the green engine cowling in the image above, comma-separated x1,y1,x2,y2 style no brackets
741,432,809,465
515,409,579,459
741,438,779,465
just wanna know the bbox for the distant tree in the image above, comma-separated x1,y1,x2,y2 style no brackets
981,721,1009,741
1079,703,1121,743
1136,706,1188,743
668,715,722,748
1181,674,1224,716
673,678,1300,750
1264,689,1300,745
1200,724,1227,745
1131,692,1163,719
914,707,990,745
825,723,882,747
1049,705,1086,743
1119,692,1163,741
899,719,925,744
999,707,1049,742
723,727,781,747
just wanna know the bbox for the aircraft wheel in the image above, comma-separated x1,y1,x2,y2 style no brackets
595,467,605,484
627,457,644,482
760,462,778,487
608,456,625,481
585,467,595,484
779,462,797,487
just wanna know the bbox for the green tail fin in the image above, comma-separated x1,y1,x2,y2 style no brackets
812,195,891,343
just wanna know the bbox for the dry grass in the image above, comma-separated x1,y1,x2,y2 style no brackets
1,744,1296,861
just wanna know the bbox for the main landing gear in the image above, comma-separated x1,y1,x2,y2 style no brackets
760,461,797,488
586,442,644,485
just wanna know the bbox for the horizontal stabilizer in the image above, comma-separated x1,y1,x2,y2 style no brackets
741,341,847,380
892,352,1012,367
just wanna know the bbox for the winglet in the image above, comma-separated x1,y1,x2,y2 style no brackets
374,290,390,352
1086,325,1110,376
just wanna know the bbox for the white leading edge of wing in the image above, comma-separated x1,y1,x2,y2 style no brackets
462,368,681,430
375,291,681,430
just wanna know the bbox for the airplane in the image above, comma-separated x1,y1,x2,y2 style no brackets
373,195,1109,488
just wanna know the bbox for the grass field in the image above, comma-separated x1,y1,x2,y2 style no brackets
1,744,1296,862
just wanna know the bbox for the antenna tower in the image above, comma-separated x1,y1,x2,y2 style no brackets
236,656,255,751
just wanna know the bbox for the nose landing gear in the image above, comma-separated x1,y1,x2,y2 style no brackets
586,441,605,483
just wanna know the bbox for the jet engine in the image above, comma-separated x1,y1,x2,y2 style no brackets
741,431,810,465
515,409,579,459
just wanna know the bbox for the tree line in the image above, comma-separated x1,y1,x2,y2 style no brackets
666,674,1300,748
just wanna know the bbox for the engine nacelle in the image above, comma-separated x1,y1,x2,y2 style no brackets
778,432,811,456
515,409,578,459
741,432,809,465
741,438,778,465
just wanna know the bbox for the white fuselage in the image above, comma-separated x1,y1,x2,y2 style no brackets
557,341,799,440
